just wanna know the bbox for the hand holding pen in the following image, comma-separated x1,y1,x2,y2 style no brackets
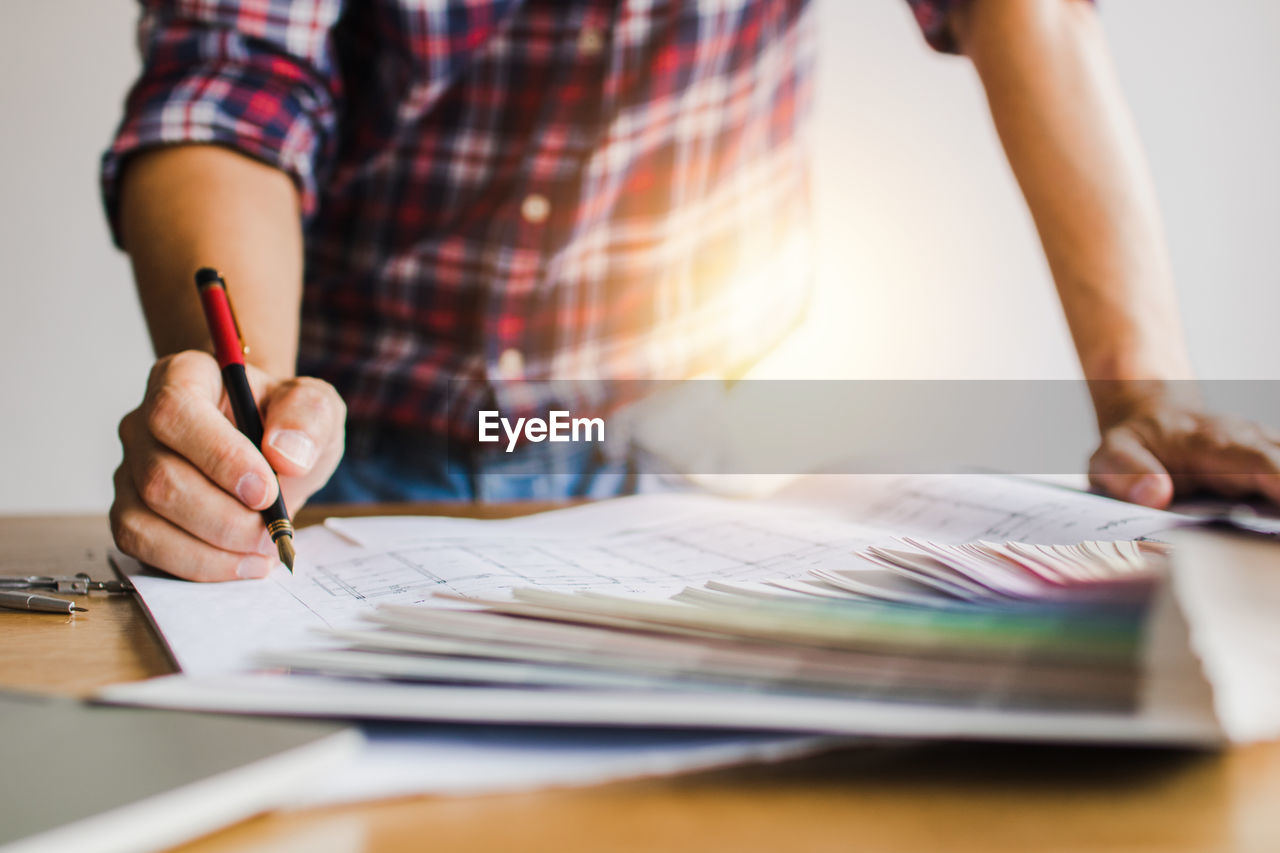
108,273,346,582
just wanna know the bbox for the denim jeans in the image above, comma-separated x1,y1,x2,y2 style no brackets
311,425,688,504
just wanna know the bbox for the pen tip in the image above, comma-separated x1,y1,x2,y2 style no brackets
277,535,296,573
71,606,88,613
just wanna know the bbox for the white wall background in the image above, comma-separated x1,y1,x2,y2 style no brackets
1,0,1277,512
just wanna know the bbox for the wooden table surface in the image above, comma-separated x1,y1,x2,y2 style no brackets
3,510,1280,853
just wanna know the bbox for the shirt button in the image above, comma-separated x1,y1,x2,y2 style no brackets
497,348,525,380
520,193,551,224
578,26,605,56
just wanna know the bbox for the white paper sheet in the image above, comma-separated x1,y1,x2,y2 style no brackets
118,477,1184,677
773,474,1180,544
103,473,1280,811
292,726,841,807
98,662,1223,747
111,475,1274,749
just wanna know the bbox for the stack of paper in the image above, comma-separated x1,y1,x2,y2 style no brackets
259,537,1161,715
101,475,1280,751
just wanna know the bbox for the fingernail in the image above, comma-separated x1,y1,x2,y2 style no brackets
268,430,318,471
258,529,276,556
236,555,272,579
235,472,268,507
1130,477,1165,507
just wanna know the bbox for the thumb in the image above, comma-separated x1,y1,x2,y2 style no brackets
1089,426,1175,508
259,377,346,478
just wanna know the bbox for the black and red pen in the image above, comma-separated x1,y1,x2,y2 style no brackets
194,268,296,572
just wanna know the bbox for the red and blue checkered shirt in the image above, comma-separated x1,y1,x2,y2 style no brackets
104,0,964,442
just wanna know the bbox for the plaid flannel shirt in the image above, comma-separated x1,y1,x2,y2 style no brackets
104,0,966,444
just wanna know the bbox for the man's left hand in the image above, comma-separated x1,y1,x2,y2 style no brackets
1090,397,1280,509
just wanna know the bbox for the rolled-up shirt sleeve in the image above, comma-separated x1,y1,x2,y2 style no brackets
904,0,1096,54
101,0,344,247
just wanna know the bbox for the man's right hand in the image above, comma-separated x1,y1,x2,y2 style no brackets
111,350,346,581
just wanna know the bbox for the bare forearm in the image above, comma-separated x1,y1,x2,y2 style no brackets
955,0,1192,405
118,145,304,378
111,147,347,576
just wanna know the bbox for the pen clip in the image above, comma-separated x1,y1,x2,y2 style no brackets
197,270,251,359
221,283,251,359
